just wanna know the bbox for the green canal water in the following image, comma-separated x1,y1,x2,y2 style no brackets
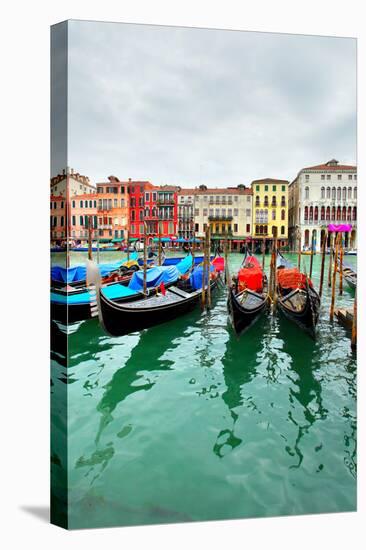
51,251,357,529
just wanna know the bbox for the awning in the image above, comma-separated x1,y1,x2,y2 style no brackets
99,238,112,243
111,238,123,243
128,237,139,242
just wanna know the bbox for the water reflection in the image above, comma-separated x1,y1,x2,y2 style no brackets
213,317,265,458
281,316,327,468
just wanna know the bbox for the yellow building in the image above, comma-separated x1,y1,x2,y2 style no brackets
251,178,289,246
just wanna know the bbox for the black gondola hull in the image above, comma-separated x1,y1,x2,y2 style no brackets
277,288,320,339
227,288,267,335
98,280,218,337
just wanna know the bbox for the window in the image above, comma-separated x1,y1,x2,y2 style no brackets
228,209,233,216
246,224,250,233
145,192,150,201
281,209,285,220
348,174,352,180
195,209,199,216
305,186,309,199
342,187,346,200
80,215,83,226
71,215,75,226
152,192,157,201
282,185,286,191
332,187,336,200
195,223,199,232
321,174,325,180
233,209,238,216
264,185,268,191
338,174,342,180
281,225,285,235
203,208,208,216
305,175,309,181
314,206,318,221
256,185,260,191
354,174,357,180
272,210,276,220
234,196,238,202
326,174,331,180
320,206,325,220
72,200,75,208
221,208,226,216
114,199,118,207
271,196,277,206
304,206,308,220
131,224,135,234
354,187,357,199
281,195,286,206
321,187,325,199
264,195,269,206
80,200,83,208
326,187,331,199
234,224,238,232
246,209,251,217
94,201,96,208
246,196,250,202
348,187,352,199
272,185,277,191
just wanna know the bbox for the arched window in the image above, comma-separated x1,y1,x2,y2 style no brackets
337,187,341,200
60,216,64,227
145,207,150,217
80,200,83,208
331,206,336,220
272,210,276,220
332,187,336,200
321,187,325,199
272,226,277,237
259,225,263,234
264,225,268,234
348,187,352,199
336,206,341,221
309,206,313,220
321,206,325,220
314,206,318,221
354,187,357,199
256,225,259,234
80,215,83,226
264,195,269,206
72,200,75,208
342,206,346,220
326,187,331,199
89,200,92,208
304,206,308,220
305,186,309,199
326,207,330,220
342,187,346,201
281,195,286,206
353,206,357,220
255,196,260,206
281,209,285,220
347,206,352,221
281,225,285,235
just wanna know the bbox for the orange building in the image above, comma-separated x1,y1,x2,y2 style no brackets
96,176,129,242
50,167,97,243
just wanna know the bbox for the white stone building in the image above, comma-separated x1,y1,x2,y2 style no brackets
289,159,357,251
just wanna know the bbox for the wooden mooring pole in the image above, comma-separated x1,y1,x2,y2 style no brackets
339,233,343,296
309,232,314,278
351,289,357,350
328,232,334,287
297,229,301,270
319,231,327,297
206,225,212,309
273,238,278,309
330,233,340,321
126,229,130,262
143,222,147,297
158,221,162,266
262,238,266,269
87,215,93,261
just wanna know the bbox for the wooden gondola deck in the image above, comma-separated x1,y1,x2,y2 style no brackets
334,308,354,330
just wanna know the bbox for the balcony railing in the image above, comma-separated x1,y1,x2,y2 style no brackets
208,215,233,222
304,218,356,224
212,231,233,237
157,199,175,205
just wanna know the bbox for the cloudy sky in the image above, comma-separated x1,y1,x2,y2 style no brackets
64,20,356,186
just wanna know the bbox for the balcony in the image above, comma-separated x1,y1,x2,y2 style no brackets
157,199,175,205
208,215,233,222
212,231,233,237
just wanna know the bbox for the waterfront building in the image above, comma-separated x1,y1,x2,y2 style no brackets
128,180,155,239
50,167,97,242
251,178,289,248
177,189,195,239
96,176,129,242
288,159,357,251
157,185,179,239
192,185,253,250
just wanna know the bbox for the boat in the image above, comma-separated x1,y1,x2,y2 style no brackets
227,255,268,335
344,249,357,256
342,263,357,290
51,254,197,325
276,252,320,338
87,260,220,337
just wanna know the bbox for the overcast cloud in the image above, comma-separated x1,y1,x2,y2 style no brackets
65,20,356,186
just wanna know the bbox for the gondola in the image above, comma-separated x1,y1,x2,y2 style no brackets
87,260,219,337
342,263,357,290
227,255,268,335
276,252,320,338
51,255,196,325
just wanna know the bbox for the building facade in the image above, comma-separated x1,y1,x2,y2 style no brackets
157,186,179,238
50,168,97,243
288,159,357,251
128,180,155,239
251,178,289,247
192,185,253,250
96,176,129,242
177,189,195,239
